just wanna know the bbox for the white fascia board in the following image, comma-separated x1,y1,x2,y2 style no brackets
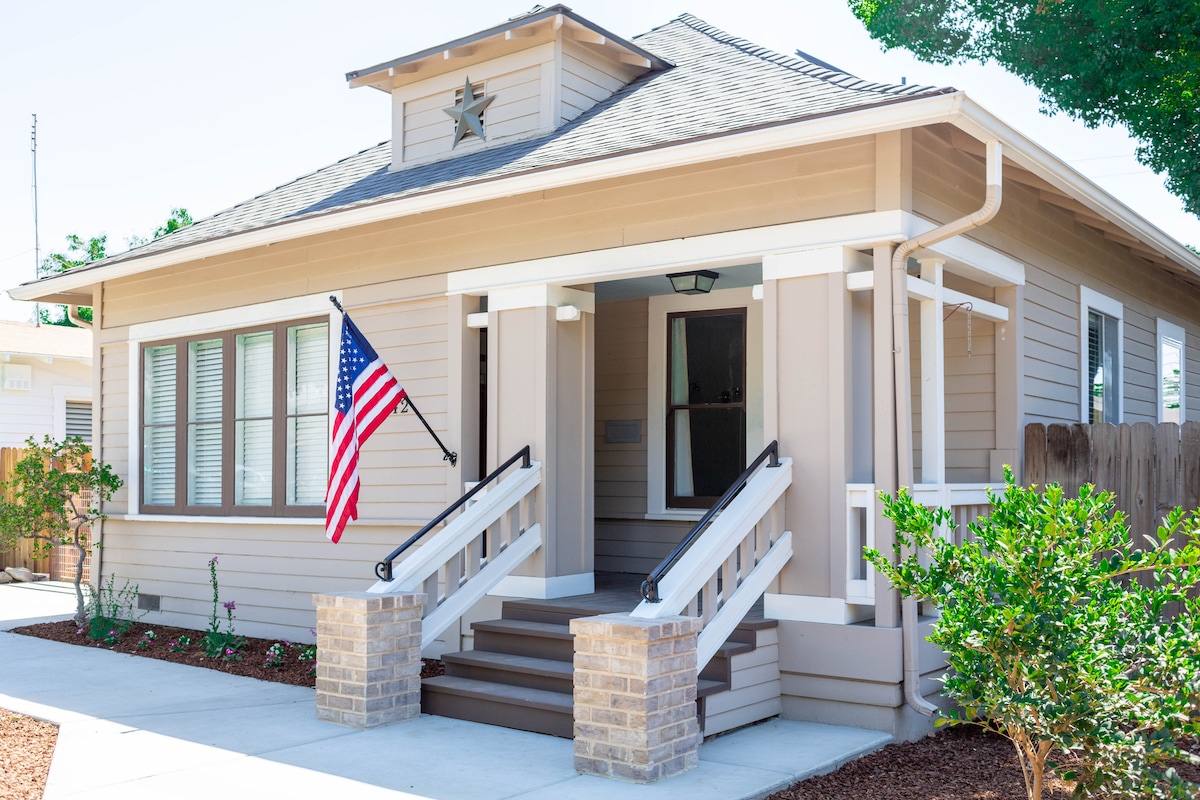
10,94,968,302
448,211,909,294
951,99,1200,280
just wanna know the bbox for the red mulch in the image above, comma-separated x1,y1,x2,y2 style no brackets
0,710,57,800
10,620,444,686
764,724,1200,800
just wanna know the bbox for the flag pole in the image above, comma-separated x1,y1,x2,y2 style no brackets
329,295,458,467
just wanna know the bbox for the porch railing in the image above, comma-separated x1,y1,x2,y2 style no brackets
369,446,542,650
632,441,793,671
845,481,999,605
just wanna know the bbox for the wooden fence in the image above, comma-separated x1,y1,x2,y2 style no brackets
0,447,92,581
1024,421,1200,540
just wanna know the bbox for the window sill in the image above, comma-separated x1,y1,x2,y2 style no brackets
645,510,707,523
118,514,435,527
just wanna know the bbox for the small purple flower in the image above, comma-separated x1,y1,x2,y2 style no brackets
223,600,236,612
209,556,219,566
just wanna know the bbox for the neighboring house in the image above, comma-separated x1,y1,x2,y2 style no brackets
0,320,92,448
11,7,1200,743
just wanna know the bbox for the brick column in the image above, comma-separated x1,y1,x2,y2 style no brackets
312,591,425,728
570,613,702,783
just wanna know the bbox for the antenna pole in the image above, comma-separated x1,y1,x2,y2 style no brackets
31,114,40,326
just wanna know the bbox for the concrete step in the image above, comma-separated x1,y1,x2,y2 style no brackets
422,675,574,738
470,618,575,661
442,650,574,694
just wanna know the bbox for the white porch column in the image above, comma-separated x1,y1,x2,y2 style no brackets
918,258,946,486
486,284,595,598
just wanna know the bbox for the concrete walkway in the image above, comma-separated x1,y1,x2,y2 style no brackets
0,582,891,800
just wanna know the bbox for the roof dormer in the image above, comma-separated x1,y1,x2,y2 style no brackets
346,5,670,171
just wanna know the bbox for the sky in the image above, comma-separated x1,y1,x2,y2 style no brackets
2,1,1198,323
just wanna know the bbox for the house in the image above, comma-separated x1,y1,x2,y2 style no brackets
0,320,92,449
11,5,1200,765
0,319,93,580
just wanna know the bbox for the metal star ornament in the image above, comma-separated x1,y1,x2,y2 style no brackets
444,78,495,147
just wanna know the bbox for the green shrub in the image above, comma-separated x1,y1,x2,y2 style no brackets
868,468,1200,799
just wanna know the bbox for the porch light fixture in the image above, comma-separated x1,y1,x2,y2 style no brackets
667,270,718,295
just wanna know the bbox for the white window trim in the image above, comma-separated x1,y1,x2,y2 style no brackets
1079,285,1124,424
127,291,340,517
646,286,763,519
1157,317,1186,423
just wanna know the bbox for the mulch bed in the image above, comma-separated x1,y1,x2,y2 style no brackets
0,710,57,800
764,724,1200,800
10,620,444,687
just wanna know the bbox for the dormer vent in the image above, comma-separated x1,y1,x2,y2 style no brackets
445,79,493,146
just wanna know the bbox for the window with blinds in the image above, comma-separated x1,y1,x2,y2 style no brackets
140,318,329,516
65,401,93,444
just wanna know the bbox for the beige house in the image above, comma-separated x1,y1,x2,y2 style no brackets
12,6,1200,751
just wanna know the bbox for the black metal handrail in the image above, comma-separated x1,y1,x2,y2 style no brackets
374,445,533,582
641,440,780,603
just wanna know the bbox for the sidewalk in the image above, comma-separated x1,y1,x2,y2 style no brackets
0,582,891,800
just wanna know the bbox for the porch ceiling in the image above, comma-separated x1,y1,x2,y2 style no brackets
595,263,762,302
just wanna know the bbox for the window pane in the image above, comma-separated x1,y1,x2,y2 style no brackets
288,416,327,505
1088,310,1119,425
144,345,176,425
143,425,176,506
289,323,328,415
143,345,177,506
188,423,222,505
671,408,744,498
1162,337,1182,424
189,339,223,422
670,314,745,405
236,332,273,418
235,419,272,506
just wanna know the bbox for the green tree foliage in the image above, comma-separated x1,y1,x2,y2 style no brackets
38,207,193,327
849,1,1200,215
0,437,123,625
867,470,1200,799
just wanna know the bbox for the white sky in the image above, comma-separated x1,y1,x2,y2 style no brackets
3,1,1198,322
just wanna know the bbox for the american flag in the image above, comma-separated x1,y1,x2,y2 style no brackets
326,314,406,543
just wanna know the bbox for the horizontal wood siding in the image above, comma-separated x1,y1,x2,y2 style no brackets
560,40,641,124
100,344,129,513
96,517,420,640
595,518,692,575
912,125,1200,429
101,140,876,328
404,65,543,162
594,298,649,519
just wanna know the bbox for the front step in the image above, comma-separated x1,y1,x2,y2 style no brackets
421,675,575,738
423,596,774,738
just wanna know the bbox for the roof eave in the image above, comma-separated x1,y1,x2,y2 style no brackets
346,5,670,87
12,91,1200,302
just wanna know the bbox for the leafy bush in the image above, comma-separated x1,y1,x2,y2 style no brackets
85,573,145,645
868,468,1200,799
0,436,122,625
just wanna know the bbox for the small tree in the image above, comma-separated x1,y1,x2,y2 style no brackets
868,469,1200,800
0,437,123,625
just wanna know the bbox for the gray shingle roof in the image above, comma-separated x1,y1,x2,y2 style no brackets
87,14,953,270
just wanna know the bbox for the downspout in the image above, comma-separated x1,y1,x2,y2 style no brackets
67,305,93,329
892,139,1003,716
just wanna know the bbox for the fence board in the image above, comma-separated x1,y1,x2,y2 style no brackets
1047,424,1072,488
1068,424,1091,497
1091,423,1121,500
1127,423,1155,544
1155,422,1181,533
1184,422,1200,513
0,448,51,574
1024,423,1047,487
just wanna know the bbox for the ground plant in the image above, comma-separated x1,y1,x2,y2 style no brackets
867,469,1200,800
203,556,246,661
84,572,145,644
0,436,123,625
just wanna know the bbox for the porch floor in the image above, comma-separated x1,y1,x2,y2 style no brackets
1,582,888,800
532,571,766,621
